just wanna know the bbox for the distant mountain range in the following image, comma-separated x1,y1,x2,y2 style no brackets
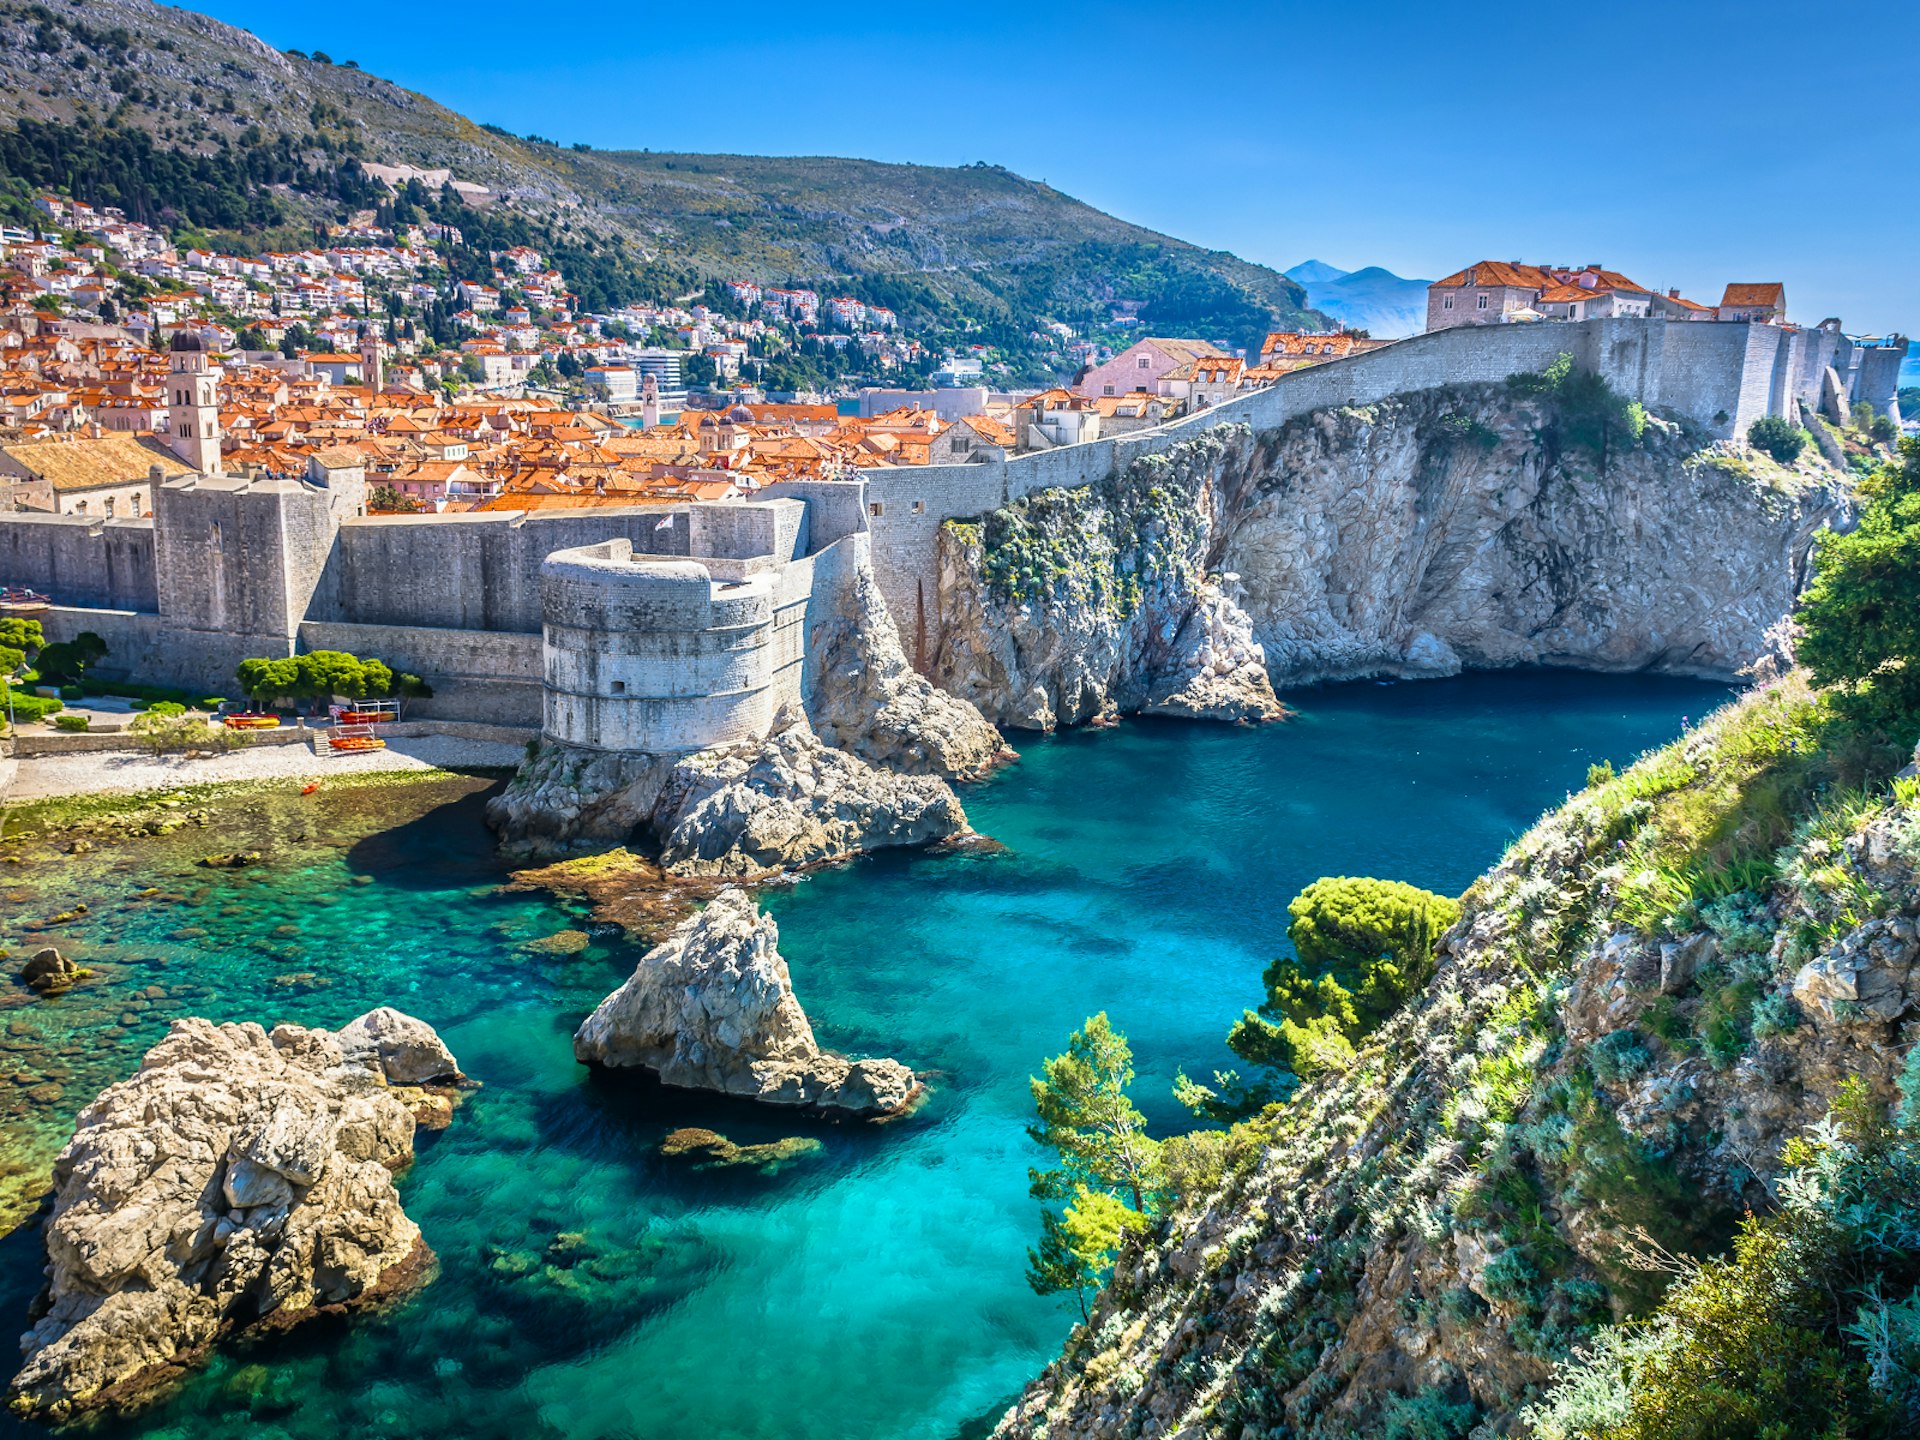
1283,261,1432,339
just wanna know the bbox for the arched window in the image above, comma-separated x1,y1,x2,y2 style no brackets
104,497,116,517
74,500,88,513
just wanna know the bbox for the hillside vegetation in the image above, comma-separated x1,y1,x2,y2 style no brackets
0,0,1322,348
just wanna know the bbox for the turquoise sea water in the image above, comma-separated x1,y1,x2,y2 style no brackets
0,671,1731,1440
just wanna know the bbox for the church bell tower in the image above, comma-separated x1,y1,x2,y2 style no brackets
165,332,223,476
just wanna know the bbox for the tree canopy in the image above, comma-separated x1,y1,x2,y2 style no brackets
1796,436,1920,729
236,650,395,705
1026,1014,1160,1319
1187,876,1460,1117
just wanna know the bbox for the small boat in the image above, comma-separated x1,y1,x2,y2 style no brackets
336,707,397,724
328,734,386,753
0,587,51,616
223,712,282,730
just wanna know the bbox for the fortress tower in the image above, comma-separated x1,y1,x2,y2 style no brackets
164,333,223,476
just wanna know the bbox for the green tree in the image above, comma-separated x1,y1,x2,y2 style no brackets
1796,436,1920,728
1028,1187,1150,1323
0,616,44,675
31,631,107,683
1026,1014,1159,1315
1192,877,1460,1116
1749,414,1810,464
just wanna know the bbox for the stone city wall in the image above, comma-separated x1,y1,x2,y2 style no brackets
298,620,543,727
0,514,157,611
860,317,1811,645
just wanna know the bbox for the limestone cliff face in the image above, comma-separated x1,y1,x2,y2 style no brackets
994,694,1920,1439
932,387,1847,727
930,427,1284,731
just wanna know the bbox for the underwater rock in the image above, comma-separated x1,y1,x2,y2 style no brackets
19,948,86,995
196,852,263,870
574,888,920,1117
524,929,591,957
658,1127,825,1171
7,1007,464,1421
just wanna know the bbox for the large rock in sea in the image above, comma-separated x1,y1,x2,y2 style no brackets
489,709,973,868
574,888,918,1116
7,1010,463,1421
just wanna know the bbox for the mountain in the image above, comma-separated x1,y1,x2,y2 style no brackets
1285,259,1433,338
0,0,1324,352
1281,258,1350,289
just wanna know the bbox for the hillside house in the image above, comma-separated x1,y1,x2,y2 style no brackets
1717,284,1787,324
1075,336,1224,399
1427,263,1652,331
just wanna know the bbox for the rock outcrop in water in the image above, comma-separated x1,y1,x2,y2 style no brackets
9,1009,463,1421
488,709,972,870
932,385,1848,728
993,691,1920,1438
574,887,919,1116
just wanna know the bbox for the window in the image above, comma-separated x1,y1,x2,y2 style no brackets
869,501,884,518
1443,296,1454,310
1137,356,1151,368
104,498,116,517
1103,385,1115,396
1476,294,1489,310
610,680,626,695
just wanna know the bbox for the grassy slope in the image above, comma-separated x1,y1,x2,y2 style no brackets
0,0,1321,340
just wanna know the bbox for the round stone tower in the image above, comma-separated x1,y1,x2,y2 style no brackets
540,538,781,754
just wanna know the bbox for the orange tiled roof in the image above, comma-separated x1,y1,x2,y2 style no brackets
1720,283,1784,308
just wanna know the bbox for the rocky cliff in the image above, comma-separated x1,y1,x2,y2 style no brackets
932,384,1848,729
9,1010,463,1421
994,680,1920,1437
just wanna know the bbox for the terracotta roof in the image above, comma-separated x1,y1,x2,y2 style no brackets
1720,283,1785,308
1431,261,1554,291
0,434,191,491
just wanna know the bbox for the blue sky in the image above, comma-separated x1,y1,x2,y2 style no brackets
195,0,1918,340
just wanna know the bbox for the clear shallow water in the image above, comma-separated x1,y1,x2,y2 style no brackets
0,671,1731,1440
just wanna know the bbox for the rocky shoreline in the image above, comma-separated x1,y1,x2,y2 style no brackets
8,1008,466,1421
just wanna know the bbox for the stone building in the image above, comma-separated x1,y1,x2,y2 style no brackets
0,435,190,517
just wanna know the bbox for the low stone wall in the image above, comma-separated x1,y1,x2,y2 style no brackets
9,718,535,759
7,726,312,757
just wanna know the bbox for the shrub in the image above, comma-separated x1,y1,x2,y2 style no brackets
1217,877,1460,1109
1796,437,1920,729
2,692,63,726
57,684,81,700
52,713,89,732
1748,415,1809,464
1587,760,1616,789
1523,1083,1920,1439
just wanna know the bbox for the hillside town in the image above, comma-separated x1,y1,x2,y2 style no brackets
0,189,1910,523
0,190,1421,514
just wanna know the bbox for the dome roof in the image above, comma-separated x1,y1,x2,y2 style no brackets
168,331,203,353
726,404,754,423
